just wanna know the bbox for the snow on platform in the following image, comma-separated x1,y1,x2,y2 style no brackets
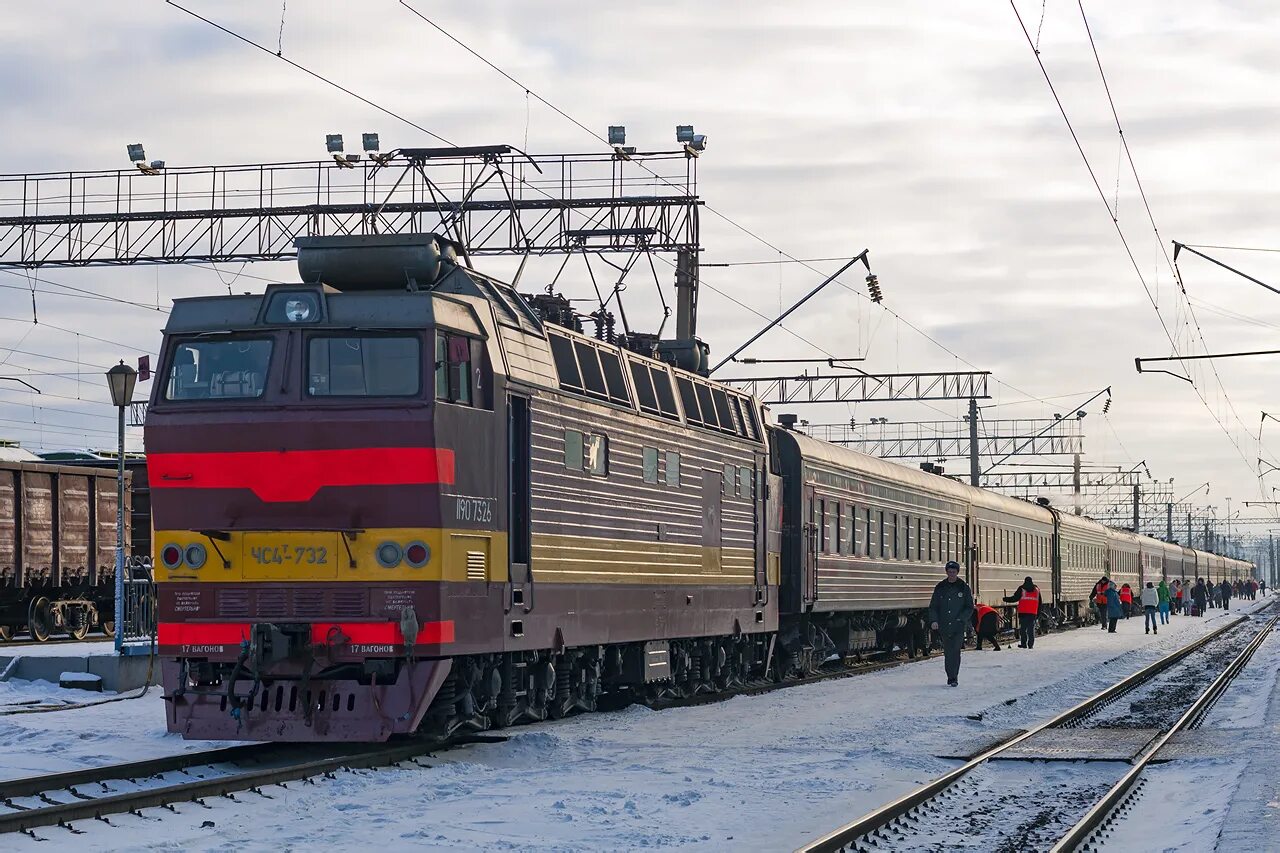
1,596,1274,851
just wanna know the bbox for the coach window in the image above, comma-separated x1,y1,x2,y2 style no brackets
695,384,718,431
642,447,659,484
819,500,828,552
917,518,925,561
834,504,844,554
564,430,584,470
878,511,888,558
724,463,736,496
433,333,472,404
906,516,914,560
710,388,736,432
738,466,751,499
313,335,420,398
848,506,857,556
651,368,681,421
665,451,681,487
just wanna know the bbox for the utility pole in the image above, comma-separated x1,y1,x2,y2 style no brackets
1271,533,1276,588
1187,512,1192,549
1132,483,1140,533
1167,503,1173,542
968,397,980,487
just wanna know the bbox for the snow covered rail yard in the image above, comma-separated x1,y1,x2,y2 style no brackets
800,603,1279,853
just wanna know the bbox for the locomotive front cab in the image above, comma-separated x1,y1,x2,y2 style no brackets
149,235,507,741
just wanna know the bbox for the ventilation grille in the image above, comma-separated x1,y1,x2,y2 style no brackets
332,588,367,618
257,589,288,618
293,589,325,618
466,551,487,581
217,589,251,618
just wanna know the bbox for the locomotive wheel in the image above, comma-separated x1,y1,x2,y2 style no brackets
0,624,11,642
29,597,52,642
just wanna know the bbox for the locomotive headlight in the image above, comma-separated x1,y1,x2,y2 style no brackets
284,297,315,322
404,541,430,568
161,544,183,569
184,543,207,569
376,541,403,568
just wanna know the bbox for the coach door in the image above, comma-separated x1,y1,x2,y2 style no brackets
803,484,818,607
507,394,532,614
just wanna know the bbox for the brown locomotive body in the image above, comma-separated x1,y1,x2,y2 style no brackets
0,459,127,641
150,235,778,741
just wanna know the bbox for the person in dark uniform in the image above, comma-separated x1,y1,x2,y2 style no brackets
1003,576,1041,649
928,560,975,687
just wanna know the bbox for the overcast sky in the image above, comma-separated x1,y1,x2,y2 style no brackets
1,1,1277,550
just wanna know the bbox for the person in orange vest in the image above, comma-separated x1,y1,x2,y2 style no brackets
973,602,1001,651
1119,583,1134,618
1003,576,1041,649
1094,577,1110,631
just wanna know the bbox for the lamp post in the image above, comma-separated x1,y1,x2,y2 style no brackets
106,361,137,652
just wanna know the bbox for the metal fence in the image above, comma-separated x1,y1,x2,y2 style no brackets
118,555,156,655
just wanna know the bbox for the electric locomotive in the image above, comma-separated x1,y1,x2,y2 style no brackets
150,234,777,741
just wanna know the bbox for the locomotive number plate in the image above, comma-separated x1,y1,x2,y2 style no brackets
242,533,339,579
249,545,329,566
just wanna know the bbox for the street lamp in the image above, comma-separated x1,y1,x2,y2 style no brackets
106,361,136,651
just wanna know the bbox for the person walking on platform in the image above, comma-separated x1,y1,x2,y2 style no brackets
1221,579,1232,611
1262,579,1267,596
1141,582,1160,635
929,560,975,687
1120,583,1134,618
1003,576,1040,649
1105,582,1123,633
1157,579,1171,625
973,603,1001,651
1192,578,1208,616
1094,577,1111,630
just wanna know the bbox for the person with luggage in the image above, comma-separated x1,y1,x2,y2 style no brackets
1003,576,1040,649
1191,578,1208,616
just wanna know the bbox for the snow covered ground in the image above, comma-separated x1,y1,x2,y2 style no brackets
1,596,1274,852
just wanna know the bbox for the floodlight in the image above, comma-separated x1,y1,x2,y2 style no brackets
675,125,695,143
362,132,380,152
608,126,626,145
325,134,344,153
687,134,708,151
127,144,146,163
149,160,165,170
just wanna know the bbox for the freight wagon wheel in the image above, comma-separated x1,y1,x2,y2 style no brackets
0,625,11,642
28,597,52,643
100,620,115,637
67,607,90,642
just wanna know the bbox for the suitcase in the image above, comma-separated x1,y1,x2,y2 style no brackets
1190,605,1202,617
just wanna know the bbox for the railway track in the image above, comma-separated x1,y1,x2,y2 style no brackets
0,735,502,838
799,603,1278,853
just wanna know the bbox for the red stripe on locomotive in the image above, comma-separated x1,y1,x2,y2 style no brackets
158,620,455,646
147,447,456,503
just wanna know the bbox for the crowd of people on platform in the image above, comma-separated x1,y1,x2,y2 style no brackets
926,558,1268,686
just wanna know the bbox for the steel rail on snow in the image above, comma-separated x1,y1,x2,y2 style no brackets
1053,611,1280,852
0,737,482,835
798,602,1274,852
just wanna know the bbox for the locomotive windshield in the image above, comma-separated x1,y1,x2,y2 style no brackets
307,335,420,397
165,338,272,400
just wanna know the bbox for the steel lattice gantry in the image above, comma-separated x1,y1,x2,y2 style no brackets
979,471,1141,492
719,371,990,404
804,418,1082,458
0,146,700,267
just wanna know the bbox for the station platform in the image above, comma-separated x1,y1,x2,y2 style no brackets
0,640,159,693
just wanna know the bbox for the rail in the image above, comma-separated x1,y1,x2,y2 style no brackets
798,607,1264,852
1052,612,1279,852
